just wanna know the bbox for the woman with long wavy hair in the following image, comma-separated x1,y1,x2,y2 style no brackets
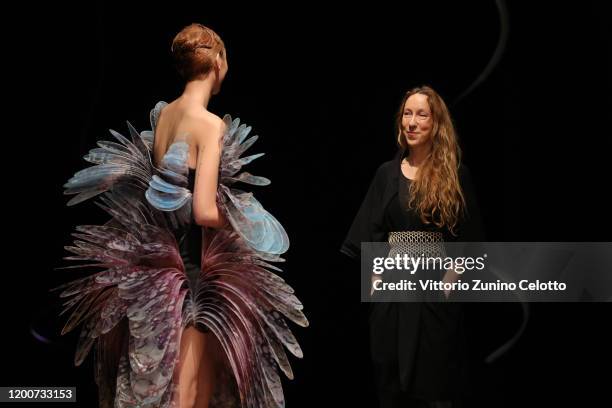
342,85,484,408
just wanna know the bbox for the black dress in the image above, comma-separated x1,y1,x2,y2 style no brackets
341,148,485,408
177,167,210,333
369,170,469,407
178,168,202,285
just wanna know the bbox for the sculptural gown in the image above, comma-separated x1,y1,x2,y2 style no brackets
55,101,308,408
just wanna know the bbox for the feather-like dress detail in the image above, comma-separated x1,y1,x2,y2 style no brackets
55,101,307,407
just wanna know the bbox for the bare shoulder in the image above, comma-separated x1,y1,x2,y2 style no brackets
187,110,226,144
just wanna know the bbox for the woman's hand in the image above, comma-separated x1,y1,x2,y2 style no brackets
371,275,381,297
442,268,460,300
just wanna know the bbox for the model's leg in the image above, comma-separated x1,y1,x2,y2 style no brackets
193,332,218,408
175,325,210,408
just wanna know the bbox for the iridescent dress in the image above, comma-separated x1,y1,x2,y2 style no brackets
55,101,308,407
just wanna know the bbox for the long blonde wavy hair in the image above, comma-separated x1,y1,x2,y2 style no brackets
396,86,466,236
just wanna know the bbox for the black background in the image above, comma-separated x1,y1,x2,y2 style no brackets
5,1,611,407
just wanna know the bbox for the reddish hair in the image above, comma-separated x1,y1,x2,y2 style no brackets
171,23,225,81
395,86,466,235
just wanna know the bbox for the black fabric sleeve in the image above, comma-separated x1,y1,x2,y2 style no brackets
340,166,384,260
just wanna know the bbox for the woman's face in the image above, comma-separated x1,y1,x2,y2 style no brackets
401,93,433,147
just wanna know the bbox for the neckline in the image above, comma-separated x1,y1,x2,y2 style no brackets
398,149,417,182
401,172,414,182
400,160,416,181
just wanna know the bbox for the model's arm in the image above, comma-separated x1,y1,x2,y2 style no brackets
192,117,228,228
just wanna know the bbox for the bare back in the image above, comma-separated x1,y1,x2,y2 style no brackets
152,98,227,228
152,99,223,170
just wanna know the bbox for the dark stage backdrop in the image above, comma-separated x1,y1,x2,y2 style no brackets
5,1,610,407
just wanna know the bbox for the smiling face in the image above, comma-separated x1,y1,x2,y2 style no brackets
400,93,433,148
393,85,464,236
